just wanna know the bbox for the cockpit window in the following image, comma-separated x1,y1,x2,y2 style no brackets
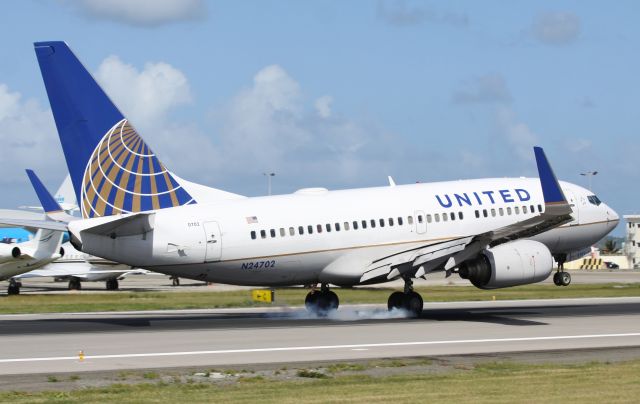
587,195,602,206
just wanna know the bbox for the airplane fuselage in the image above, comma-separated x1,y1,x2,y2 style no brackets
70,177,618,287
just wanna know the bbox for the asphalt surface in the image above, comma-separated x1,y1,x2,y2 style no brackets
0,297,639,376
8,269,640,294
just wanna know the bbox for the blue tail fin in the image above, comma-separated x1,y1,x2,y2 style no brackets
34,41,195,219
25,169,63,214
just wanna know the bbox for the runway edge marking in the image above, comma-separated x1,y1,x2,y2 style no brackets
1,333,640,364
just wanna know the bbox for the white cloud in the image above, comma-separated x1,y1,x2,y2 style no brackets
315,95,333,118
564,138,592,153
0,84,65,203
94,55,192,129
453,74,512,104
377,0,468,27
69,0,206,27
495,106,539,161
532,12,581,45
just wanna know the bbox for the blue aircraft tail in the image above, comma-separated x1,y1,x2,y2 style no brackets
26,169,63,214
34,41,195,219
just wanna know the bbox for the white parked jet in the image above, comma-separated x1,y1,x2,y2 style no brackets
3,41,619,315
11,170,144,292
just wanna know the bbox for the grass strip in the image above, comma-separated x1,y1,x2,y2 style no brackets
2,359,639,403
0,283,639,314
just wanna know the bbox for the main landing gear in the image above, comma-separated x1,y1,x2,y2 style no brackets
305,284,339,316
106,279,119,290
68,277,82,291
7,279,21,295
553,255,571,287
387,277,423,317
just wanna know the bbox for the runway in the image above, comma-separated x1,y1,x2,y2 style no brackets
0,297,639,376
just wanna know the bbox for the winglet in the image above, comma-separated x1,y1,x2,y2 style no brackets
26,169,63,214
25,170,76,223
533,147,572,215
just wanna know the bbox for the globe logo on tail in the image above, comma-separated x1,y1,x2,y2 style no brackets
81,119,194,218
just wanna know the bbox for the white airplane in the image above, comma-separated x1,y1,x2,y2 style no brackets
6,169,145,293
2,41,619,315
0,179,65,296
15,241,148,291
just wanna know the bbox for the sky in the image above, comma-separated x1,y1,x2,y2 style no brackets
0,0,637,236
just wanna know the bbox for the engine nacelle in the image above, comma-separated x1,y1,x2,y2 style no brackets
458,240,553,289
0,244,21,260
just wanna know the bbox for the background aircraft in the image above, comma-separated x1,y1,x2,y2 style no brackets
8,170,146,292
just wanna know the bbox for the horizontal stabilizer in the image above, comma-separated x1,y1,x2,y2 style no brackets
78,213,155,238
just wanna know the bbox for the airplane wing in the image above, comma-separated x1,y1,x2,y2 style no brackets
358,146,573,283
0,219,68,231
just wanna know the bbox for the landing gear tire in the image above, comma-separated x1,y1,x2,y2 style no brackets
387,291,405,311
403,291,424,317
553,272,561,286
305,288,339,316
7,279,20,295
560,272,571,286
106,279,119,290
68,278,82,291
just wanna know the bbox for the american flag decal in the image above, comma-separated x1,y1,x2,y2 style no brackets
245,216,258,224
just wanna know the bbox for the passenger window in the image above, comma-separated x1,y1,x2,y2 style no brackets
344,222,350,231
499,208,504,216
515,206,520,214
353,221,358,230
450,212,455,221
325,224,331,232
530,205,535,213
270,229,276,238
362,220,367,229
522,205,527,214
335,223,341,231
408,216,414,225
458,212,463,220
260,230,267,239
279,228,285,237
298,226,304,235
442,213,448,222
308,225,314,234
435,213,440,222
389,218,394,226
538,204,543,213
426,214,432,223
491,208,496,217
250,231,256,240
398,217,403,226
507,207,512,215
289,227,295,236
475,210,480,218
370,219,376,228
483,209,488,218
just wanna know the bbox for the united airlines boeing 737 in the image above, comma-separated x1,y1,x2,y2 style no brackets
2,41,619,315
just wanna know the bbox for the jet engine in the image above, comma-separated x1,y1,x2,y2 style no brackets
0,244,21,260
458,240,553,289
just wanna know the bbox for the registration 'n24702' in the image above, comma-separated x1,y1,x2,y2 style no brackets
241,260,276,270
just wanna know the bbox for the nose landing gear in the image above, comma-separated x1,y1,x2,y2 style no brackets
387,277,423,317
553,255,571,286
305,284,339,316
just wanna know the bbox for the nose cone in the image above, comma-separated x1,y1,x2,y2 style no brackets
604,203,620,231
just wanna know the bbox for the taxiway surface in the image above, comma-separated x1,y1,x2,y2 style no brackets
0,297,639,375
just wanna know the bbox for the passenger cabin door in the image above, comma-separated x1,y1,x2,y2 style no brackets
203,221,222,262
415,210,427,234
564,191,580,224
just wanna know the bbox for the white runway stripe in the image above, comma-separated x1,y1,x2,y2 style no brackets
1,332,639,364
